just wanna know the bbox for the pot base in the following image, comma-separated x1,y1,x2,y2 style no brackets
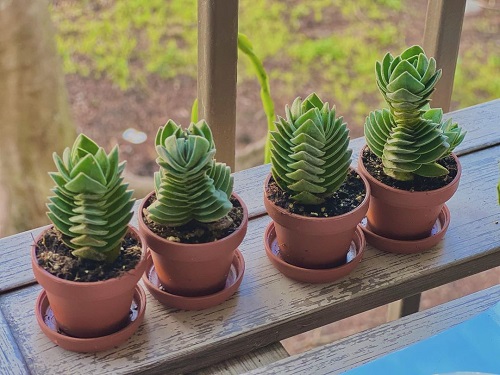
143,250,245,310
360,205,450,254
35,285,146,353
264,222,365,283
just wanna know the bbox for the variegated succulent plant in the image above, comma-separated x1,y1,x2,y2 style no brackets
47,134,135,262
147,120,233,226
270,93,352,205
365,46,466,181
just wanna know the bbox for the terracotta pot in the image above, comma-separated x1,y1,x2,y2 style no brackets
263,170,370,269
138,192,248,297
357,146,462,241
31,225,147,339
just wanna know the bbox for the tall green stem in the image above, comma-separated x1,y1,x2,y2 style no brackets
237,33,275,163
191,33,275,164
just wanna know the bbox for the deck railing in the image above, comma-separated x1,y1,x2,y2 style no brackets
197,0,468,319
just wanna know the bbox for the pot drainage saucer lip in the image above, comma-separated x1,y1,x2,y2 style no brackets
360,204,450,254
264,223,365,284
35,285,146,353
142,250,245,310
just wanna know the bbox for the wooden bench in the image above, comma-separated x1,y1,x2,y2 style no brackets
0,99,499,374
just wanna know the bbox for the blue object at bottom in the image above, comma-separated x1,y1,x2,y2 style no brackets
344,302,500,375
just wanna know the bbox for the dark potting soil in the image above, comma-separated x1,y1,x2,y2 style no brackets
361,148,458,191
266,169,366,218
36,227,142,282
143,195,244,243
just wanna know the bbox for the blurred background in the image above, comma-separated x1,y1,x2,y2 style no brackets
0,0,498,355
51,0,499,175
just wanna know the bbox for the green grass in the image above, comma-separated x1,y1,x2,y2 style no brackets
51,0,499,129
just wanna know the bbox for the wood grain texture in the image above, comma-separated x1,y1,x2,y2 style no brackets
0,99,499,294
1,144,499,374
194,342,288,375
246,285,500,375
0,306,29,375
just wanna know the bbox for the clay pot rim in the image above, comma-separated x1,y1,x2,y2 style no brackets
31,224,147,287
263,167,371,222
35,285,146,352
138,191,249,248
358,145,462,196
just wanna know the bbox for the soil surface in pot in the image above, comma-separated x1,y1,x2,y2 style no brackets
142,195,244,243
362,148,458,192
36,228,142,282
266,170,366,218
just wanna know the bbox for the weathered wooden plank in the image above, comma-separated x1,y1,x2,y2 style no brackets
246,285,500,375
198,0,239,169
0,100,499,294
1,145,499,374
0,306,30,375
423,0,467,112
194,342,288,375
0,226,45,293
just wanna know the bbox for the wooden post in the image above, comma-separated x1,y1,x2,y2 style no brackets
198,0,239,169
423,0,467,112
387,294,421,321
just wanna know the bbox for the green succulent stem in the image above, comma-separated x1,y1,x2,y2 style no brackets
366,46,466,180
147,120,234,227
47,134,135,262
270,93,351,205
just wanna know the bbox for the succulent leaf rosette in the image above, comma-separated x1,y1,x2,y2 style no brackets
376,45,441,126
47,134,135,262
270,93,352,205
365,46,466,181
147,120,233,227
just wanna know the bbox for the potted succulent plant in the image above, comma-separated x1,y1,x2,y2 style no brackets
263,93,370,283
359,45,466,253
31,134,147,352
138,120,248,310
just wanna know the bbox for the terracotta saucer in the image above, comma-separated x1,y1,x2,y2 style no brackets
264,223,365,283
35,285,146,353
361,204,450,254
142,250,245,310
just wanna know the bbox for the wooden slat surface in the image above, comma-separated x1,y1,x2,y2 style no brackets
194,342,288,375
1,99,498,295
1,144,499,374
0,307,29,375
246,285,500,375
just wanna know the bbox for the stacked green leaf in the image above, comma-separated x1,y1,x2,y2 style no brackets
365,46,466,181
147,120,233,226
47,134,134,262
270,93,351,205
376,45,441,126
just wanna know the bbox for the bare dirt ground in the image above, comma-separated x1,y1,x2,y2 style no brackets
63,0,500,356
